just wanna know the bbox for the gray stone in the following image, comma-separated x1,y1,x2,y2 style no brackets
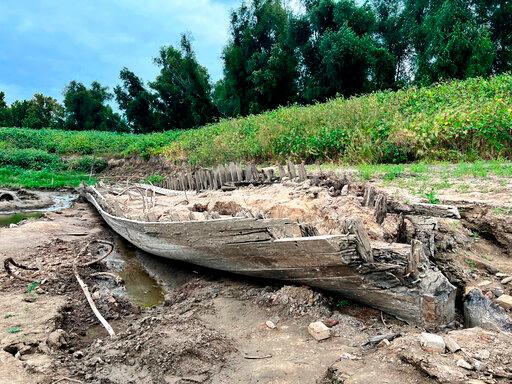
419,333,445,353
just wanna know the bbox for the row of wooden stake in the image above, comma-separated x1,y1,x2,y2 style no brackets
159,161,308,191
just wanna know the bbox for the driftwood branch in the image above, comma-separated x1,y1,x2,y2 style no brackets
73,239,116,338
73,262,116,337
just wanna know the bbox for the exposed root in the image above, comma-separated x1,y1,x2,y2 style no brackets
3,257,39,282
89,272,123,284
76,240,114,267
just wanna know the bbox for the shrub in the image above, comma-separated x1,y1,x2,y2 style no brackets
67,156,108,173
0,148,63,170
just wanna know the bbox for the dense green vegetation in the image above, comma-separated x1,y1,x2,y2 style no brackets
2,0,512,133
0,74,510,177
164,74,512,165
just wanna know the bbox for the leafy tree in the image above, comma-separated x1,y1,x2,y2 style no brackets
473,0,512,73
63,81,126,131
0,92,7,126
217,0,298,117
149,34,218,130
293,0,395,102
22,94,64,129
417,0,494,83
114,68,156,133
372,0,410,84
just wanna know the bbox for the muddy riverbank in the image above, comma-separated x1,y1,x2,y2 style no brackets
1,185,512,383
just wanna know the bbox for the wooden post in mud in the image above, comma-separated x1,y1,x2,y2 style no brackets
406,239,423,278
297,163,307,181
363,186,376,207
278,164,286,180
374,194,387,225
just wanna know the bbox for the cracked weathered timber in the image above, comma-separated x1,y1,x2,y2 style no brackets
81,186,456,329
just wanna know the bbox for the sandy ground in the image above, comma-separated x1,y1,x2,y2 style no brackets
1,183,512,383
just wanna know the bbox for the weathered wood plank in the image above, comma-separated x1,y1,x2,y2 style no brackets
389,200,461,219
343,217,374,262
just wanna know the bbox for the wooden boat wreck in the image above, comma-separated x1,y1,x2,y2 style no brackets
81,184,456,329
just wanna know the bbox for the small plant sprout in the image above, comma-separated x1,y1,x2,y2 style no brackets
6,326,22,334
424,190,440,204
26,281,39,294
336,299,350,309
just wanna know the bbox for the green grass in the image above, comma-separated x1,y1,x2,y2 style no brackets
0,166,95,189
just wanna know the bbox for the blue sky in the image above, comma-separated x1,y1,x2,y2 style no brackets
0,0,242,104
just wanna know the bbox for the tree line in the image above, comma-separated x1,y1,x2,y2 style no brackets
1,0,511,133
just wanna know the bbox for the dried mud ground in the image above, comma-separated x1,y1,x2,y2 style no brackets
1,184,512,383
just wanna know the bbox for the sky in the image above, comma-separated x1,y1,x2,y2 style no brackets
0,0,243,104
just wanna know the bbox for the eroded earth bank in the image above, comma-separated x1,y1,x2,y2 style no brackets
1,169,512,384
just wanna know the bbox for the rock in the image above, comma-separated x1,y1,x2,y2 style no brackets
495,294,512,309
474,349,490,360
9,223,18,228
469,358,483,371
46,329,68,349
443,336,460,353
308,321,331,341
265,320,276,329
496,272,509,278
35,287,45,295
492,287,504,297
477,280,492,287
377,339,390,348
73,350,84,359
419,332,445,353
501,276,512,284
22,295,37,303
456,359,473,370
464,288,512,331
322,318,339,328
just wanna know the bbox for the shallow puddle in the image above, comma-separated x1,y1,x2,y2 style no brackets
109,237,166,308
0,211,44,227
0,192,78,227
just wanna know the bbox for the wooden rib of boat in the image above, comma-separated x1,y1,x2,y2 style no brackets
81,186,456,329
